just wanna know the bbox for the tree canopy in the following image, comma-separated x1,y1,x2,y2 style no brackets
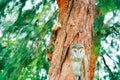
0,0,120,80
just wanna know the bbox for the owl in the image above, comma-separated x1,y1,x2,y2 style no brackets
70,43,88,80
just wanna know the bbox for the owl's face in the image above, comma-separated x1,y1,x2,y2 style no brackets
71,43,85,59
71,48,85,58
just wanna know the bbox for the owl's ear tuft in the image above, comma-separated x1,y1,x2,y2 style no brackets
71,43,84,48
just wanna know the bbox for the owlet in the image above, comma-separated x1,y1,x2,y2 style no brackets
70,43,88,80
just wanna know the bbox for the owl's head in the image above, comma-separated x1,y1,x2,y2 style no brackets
72,43,84,49
71,43,85,58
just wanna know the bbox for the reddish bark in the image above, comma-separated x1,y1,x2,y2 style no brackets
88,54,96,80
49,0,95,80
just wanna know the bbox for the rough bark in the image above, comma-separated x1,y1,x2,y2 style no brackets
49,0,95,80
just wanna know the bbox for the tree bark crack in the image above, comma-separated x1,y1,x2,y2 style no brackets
58,0,74,73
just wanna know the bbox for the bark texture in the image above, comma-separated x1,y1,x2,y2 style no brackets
49,0,95,80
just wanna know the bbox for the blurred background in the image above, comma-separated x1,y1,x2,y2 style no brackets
0,0,120,80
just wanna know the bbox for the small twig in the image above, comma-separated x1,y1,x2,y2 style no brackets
100,55,114,77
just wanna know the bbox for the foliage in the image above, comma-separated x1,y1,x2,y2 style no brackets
0,0,57,80
94,0,120,80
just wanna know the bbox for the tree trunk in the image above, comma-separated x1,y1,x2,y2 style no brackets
49,0,95,80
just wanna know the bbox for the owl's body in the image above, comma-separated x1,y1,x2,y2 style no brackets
70,43,88,80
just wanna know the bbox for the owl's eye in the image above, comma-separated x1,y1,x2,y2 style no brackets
79,49,85,56
73,49,77,53
79,49,82,53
